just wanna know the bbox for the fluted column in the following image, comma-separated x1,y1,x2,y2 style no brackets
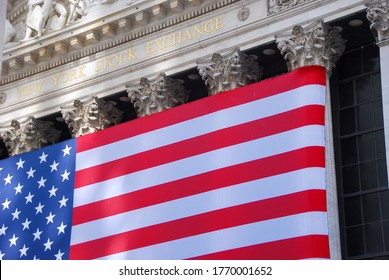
197,48,262,96
0,116,61,156
276,19,346,260
127,72,189,117
365,0,389,185
61,96,123,138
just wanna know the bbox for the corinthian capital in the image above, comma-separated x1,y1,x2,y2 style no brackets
0,116,61,156
364,0,389,42
127,73,189,117
197,48,262,96
61,97,123,137
275,19,346,73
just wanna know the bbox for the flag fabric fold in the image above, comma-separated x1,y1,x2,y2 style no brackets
0,66,329,260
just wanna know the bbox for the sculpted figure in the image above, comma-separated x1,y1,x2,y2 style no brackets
23,0,67,41
67,0,88,24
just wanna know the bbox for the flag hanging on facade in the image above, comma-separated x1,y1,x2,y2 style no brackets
0,66,329,260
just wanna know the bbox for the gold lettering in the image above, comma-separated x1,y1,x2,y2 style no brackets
119,51,128,62
155,38,164,51
79,66,87,78
183,30,192,42
204,20,215,33
146,42,155,55
95,61,102,72
128,48,136,60
109,55,119,67
193,25,204,37
215,16,224,30
60,72,69,83
18,80,45,96
34,80,44,92
52,73,60,86
68,69,78,82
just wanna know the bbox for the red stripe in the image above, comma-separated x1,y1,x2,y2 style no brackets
73,146,325,225
76,66,326,153
188,235,330,260
69,189,326,259
74,105,324,188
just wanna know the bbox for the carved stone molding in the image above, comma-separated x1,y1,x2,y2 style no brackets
61,97,123,137
127,73,190,117
364,0,389,42
268,0,314,15
197,48,262,96
275,19,346,73
1,0,240,86
0,116,61,156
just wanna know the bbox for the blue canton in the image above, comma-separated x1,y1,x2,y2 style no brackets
0,139,76,260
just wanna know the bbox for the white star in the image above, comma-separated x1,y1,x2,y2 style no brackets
16,158,25,170
50,160,59,172
0,224,8,235
11,208,21,220
35,202,44,214
48,186,58,197
14,183,24,195
61,170,71,182
59,196,69,208
62,145,72,156
19,244,29,257
39,152,48,163
26,167,36,179
4,174,13,185
33,255,39,260
57,222,67,235
54,249,64,260
33,228,43,241
0,250,4,260
2,198,11,210
25,192,34,204
37,176,47,188
43,238,53,251
9,234,18,247
46,212,55,224
22,218,31,230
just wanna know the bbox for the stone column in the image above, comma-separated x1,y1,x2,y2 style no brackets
276,19,346,260
364,0,389,180
127,72,189,117
197,48,262,96
61,96,123,137
0,116,61,156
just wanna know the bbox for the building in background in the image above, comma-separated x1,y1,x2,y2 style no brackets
1,0,389,259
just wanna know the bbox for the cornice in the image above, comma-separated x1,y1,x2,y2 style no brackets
1,0,241,86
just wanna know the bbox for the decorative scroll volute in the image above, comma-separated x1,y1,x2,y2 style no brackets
0,116,61,156
197,48,262,96
61,97,123,137
127,73,189,117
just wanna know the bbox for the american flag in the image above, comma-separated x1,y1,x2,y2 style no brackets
0,66,329,259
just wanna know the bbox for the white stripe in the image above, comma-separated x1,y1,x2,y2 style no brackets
71,167,325,245
76,85,325,171
96,212,328,260
74,125,325,207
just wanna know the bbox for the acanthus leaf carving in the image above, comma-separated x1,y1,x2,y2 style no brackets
0,116,61,156
364,0,389,42
127,73,189,117
61,96,123,137
197,48,262,96
275,19,346,72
